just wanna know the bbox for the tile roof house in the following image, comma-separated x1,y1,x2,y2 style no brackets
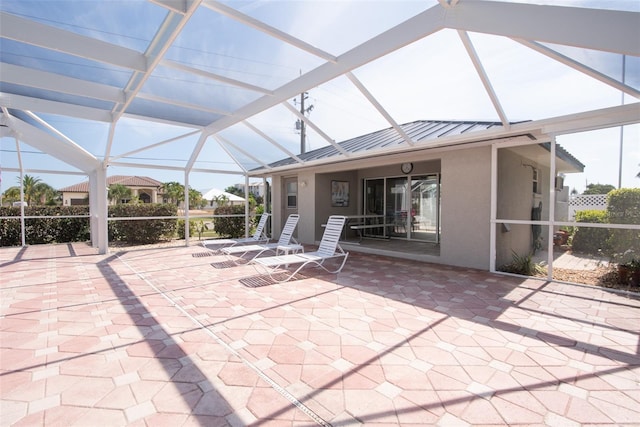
59,176,164,206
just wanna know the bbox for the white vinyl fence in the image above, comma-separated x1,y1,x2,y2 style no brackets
568,194,608,220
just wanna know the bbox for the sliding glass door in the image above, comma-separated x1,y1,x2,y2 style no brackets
364,174,440,242
410,175,440,242
386,177,409,238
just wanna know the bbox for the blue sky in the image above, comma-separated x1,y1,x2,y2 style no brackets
1,0,638,195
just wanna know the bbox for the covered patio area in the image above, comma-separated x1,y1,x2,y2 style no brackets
2,243,639,426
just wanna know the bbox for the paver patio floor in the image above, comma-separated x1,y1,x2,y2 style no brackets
1,243,639,426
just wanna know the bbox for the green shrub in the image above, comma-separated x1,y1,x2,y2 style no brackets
606,188,640,256
607,188,640,224
1,204,185,247
213,205,246,238
572,210,610,254
0,206,90,246
108,204,177,244
499,251,546,276
176,219,198,239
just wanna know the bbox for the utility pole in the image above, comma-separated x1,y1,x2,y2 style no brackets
294,92,313,154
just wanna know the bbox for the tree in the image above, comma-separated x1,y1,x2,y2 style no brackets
2,186,22,204
188,188,203,208
583,183,616,195
224,186,243,197
213,194,229,207
34,182,59,205
162,181,184,206
19,174,42,206
4,175,58,206
248,193,257,210
108,183,132,204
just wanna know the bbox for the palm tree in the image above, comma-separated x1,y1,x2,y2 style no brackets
188,188,203,208
213,194,229,207
108,183,132,204
19,174,42,206
33,182,59,205
6,176,58,206
162,181,184,206
2,186,22,205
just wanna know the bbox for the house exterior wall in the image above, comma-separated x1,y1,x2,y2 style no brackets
63,192,88,206
267,144,568,272
62,187,160,206
439,147,492,270
296,171,315,244
271,175,283,238
313,171,358,242
273,147,491,269
495,147,552,268
269,148,492,270
496,149,533,267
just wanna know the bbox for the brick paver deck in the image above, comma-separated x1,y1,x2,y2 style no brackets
1,243,639,426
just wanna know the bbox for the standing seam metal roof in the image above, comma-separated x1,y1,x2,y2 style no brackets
266,119,517,168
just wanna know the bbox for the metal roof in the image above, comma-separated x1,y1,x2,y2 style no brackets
0,1,638,184
265,119,585,173
266,119,519,167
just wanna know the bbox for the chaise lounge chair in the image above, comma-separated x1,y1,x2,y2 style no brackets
220,214,302,262
201,213,270,252
249,215,349,282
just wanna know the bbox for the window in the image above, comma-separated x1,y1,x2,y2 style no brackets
286,181,297,209
532,168,540,194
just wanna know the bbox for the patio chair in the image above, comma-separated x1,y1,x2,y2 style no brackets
201,213,270,252
220,214,302,262
249,215,349,282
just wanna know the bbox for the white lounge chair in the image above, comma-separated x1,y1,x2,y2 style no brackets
249,215,349,282
201,213,270,252
221,214,303,262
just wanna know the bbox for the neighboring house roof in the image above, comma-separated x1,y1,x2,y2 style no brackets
267,119,584,173
201,188,245,202
59,176,164,192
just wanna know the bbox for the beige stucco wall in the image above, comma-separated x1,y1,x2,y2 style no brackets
297,171,317,244
495,147,552,268
62,192,87,206
313,171,358,242
264,138,571,272
496,148,534,267
270,175,283,238
439,147,492,270
269,149,493,269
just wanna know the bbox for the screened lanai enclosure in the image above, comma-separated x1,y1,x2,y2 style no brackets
1,1,639,278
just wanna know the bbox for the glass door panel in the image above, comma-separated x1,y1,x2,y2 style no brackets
364,179,385,237
410,175,440,242
365,179,384,215
386,177,409,238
